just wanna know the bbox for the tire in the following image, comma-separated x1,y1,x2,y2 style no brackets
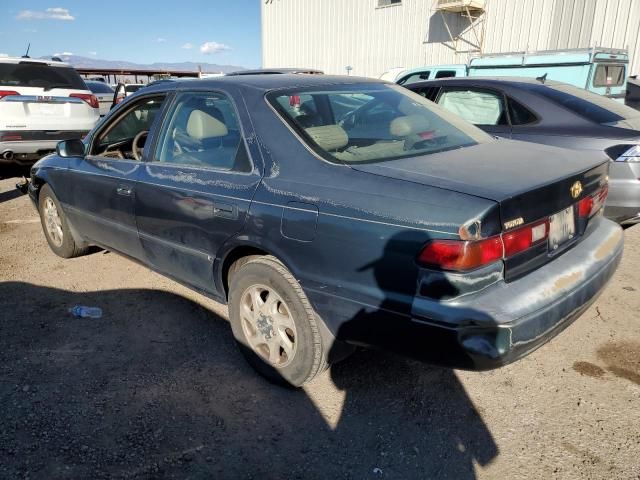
38,184,88,259
228,255,327,387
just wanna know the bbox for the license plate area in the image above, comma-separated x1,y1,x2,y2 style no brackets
548,206,576,251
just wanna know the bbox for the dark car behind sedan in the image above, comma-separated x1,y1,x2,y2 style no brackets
26,75,623,387
405,77,640,226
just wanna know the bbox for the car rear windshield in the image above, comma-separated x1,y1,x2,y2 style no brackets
87,82,114,94
593,64,626,87
0,62,86,90
267,83,490,164
534,83,640,127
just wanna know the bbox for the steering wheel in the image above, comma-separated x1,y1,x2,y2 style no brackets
132,130,149,161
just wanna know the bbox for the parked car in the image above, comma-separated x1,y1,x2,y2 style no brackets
0,57,99,166
404,77,640,226
124,83,145,97
84,80,115,117
388,47,628,100
25,75,623,386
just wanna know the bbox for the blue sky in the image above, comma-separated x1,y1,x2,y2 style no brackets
0,1,261,67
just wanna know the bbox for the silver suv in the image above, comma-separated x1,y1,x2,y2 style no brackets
0,57,99,165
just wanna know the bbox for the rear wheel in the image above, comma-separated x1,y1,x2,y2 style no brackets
38,184,88,258
228,255,327,387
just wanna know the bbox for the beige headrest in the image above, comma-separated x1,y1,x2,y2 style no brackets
390,115,431,137
305,125,348,151
186,110,228,140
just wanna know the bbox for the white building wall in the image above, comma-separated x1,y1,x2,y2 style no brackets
262,0,640,77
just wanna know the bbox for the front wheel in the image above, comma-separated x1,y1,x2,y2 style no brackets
228,255,327,387
38,184,88,258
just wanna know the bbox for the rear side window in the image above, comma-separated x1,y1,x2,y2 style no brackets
435,70,456,79
534,83,640,125
398,71,430,85
507,97,537,125
436,88,508,126
155,92,251,172
593,64,626,87
0,62,86,90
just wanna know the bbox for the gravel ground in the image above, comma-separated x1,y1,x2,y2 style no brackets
0,174,639,480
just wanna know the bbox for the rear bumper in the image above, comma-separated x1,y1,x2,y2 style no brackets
330,217,623,370
0,131,87,165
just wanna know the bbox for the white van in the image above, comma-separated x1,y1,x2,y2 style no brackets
0,57,99,165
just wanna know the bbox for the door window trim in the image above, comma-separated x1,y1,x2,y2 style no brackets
149,89,256,175
86,93,169,163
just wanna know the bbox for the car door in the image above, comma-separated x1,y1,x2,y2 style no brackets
434,86,512,138
135,89,262,295
64,94,167,260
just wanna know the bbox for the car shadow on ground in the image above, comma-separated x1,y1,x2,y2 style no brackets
0,280,497,479
0,187,23,205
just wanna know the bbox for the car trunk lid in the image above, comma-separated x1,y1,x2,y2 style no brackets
350,140,609,280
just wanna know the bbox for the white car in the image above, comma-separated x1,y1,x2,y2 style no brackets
0,57,99,165
124,83,145,97
84,80,115,116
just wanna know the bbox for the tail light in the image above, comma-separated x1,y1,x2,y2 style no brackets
578,184,608,219
419,219,550,272
70,93,99,109
0,90,19,100
418,237,503,271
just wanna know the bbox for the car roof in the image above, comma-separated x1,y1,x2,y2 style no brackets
408,76,565,88
0,56,73,67
226,68,324,76
143,74,384,93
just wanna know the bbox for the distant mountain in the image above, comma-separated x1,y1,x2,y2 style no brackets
40,55,245,74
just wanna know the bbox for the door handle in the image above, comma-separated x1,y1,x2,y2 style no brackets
116,185,132,196
213,201,237,219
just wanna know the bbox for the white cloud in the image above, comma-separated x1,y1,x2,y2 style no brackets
0,53,8,58
17,7,75,21
182,43,193,50
156,37,166,43
200,41,230,55
53,51,73,56
88,51,97,56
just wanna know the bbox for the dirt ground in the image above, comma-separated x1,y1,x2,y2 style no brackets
0,173,639,480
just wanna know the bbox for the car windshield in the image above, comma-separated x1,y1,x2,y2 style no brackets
0,62,86,90
535,83,640,129
268,83,490,164
87,82,114,94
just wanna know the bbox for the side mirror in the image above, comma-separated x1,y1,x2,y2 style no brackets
111,83,126,109
56,139,86,158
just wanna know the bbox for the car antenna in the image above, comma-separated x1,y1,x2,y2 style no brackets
536,73,547,84
22,43,31,58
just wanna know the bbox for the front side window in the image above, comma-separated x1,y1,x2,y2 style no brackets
593,64,626,87
92,96,165,159
268,83,490,164
155,92,250,172
436,88,508,126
